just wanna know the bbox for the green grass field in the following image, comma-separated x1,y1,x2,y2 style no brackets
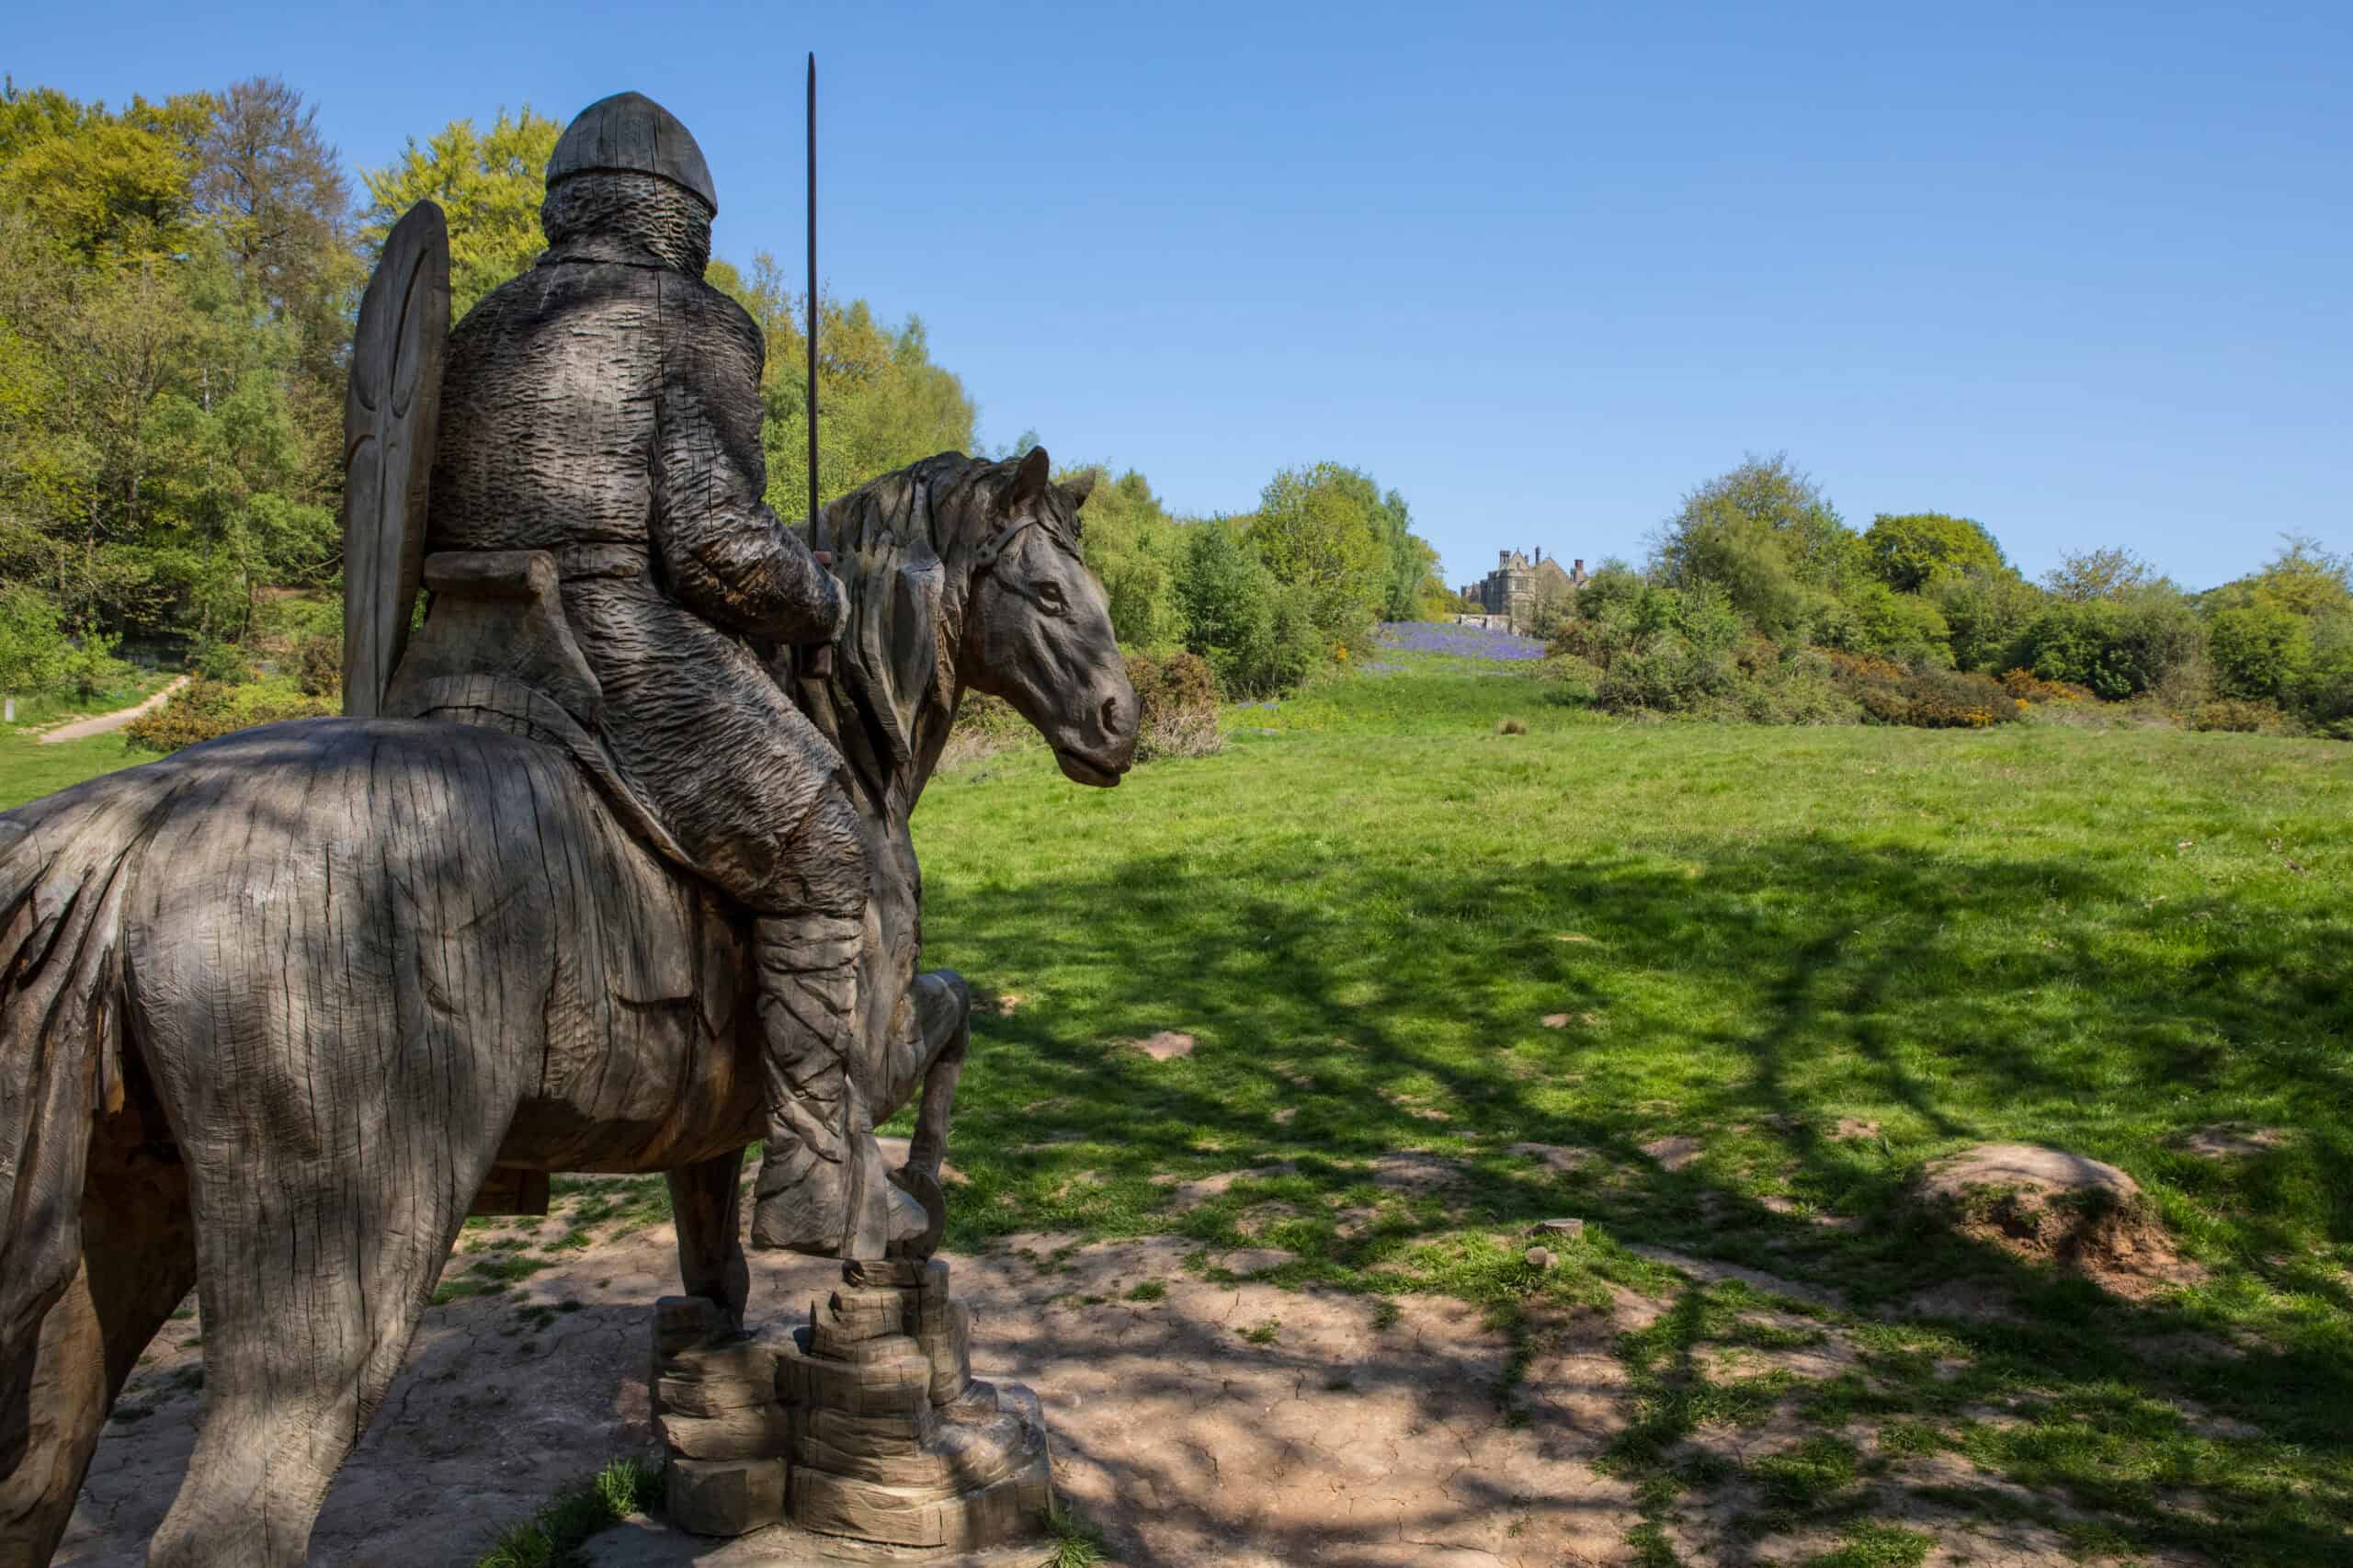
910,653,2351,1564
7,649,2348,1563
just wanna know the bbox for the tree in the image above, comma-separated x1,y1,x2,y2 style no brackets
1863,512,2006,592
2041,547,2154,602
0,85,210,264
1927,565,2042,673
2208,602,2311,704
359,107,560,319
1176,519,1315,697
2021,588,2204,699
1248,462,1392,655
2207,535,2352,619
1063,463,1185,649
1839,581,1954,667
1654,453,1858,642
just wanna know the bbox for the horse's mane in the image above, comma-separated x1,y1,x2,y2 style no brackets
813,449,1080,567
797,452,1008,808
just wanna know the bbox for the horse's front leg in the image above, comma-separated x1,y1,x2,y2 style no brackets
665,1153,750,1331
903,969,972,1183
877,970,970,1257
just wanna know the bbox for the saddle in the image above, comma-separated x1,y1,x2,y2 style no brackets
381,548,698,872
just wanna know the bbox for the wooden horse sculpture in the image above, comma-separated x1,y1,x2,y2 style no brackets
0,435,1134,1564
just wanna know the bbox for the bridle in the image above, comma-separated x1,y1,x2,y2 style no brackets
970,511,1079,577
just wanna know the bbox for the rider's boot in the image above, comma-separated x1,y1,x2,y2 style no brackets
747,912,926,1257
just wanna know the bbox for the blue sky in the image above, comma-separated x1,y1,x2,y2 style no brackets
11,0,2347,589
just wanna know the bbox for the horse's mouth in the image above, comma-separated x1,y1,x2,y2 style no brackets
1054,747,1128,787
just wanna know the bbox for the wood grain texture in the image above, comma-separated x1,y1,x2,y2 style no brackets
340,201,448,719
2,100,1135,1566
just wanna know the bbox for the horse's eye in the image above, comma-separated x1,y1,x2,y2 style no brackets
1036,580,1065,613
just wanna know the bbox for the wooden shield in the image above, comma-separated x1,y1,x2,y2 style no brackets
341,201,449,718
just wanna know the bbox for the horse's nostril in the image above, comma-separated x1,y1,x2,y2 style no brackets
1101,696,1120,733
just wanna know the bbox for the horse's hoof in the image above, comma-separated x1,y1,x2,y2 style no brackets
886,1164,948,1258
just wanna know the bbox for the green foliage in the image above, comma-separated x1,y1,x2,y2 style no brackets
1834,581,1954,667
1654,453,1859,642
2300,612,2353,737
2021,589,2204,699
1,77,352,658
1925,565,2042,673
1247,462,1393,658
120,676,329,753
359,107,560,321
0,583,127,698
2202,538,2353,734
2040,545,2154,602
0,82,210,263
1176,520,1318,698
1067,464,1188,649
722,260,976,521
472,1456,661,1568
2208,601,2311,703
1862,511,2005,592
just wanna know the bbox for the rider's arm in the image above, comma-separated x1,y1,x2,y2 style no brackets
650,298,845,645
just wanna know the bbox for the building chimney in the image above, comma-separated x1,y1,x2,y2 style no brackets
1574,558,1584,576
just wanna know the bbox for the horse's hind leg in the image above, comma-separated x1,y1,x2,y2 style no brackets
145,1138,494,1568
667,1152,750,1329
0,1127,196,1568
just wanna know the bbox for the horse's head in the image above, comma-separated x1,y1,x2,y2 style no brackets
961,448,1136,786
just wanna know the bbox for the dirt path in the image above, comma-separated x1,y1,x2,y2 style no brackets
36,676,188,744
51,1197,2193,1568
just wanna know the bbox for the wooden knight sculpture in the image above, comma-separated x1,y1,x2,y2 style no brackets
0,85,1135,1568
376,91,925,1261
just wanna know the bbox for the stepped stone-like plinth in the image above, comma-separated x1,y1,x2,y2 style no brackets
650,1260,1052,1558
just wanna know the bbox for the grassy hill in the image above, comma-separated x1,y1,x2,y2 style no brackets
8,633,2350,1563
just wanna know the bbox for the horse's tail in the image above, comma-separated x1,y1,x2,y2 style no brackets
0,767,171,1381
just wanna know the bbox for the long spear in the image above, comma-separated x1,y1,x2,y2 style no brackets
804,51,831,679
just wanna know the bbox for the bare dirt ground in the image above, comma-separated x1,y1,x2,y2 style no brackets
56,1175,2208,1568
56,1224,1643,1567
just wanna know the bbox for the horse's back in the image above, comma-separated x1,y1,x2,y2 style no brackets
112,717,743,1178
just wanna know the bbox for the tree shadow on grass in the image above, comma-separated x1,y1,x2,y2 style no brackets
917,828,2353,1561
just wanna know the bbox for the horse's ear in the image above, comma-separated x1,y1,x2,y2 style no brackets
1004,445,1051,512
1065,468,1097,510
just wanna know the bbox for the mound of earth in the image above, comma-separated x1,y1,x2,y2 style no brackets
1917,1142,2200,1299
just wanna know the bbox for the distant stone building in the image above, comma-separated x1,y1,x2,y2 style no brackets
1456,548,1586,632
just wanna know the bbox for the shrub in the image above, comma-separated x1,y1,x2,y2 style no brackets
940,689,1030,769
2189,699,2288,734
1928,566,2044,673
124,679,331,754
1837,582,1954,667
295,634,342,699
1177,523,1320,699
2298,612,2353,737
2207,602,2311,704
0,584,133,703
2019,590,2203,699
1998,667,2090,704
1124,649,1222,762
190,637,256,686
1825,653,2020,729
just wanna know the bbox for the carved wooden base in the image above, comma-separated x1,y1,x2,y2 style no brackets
650,1261,1051,1558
